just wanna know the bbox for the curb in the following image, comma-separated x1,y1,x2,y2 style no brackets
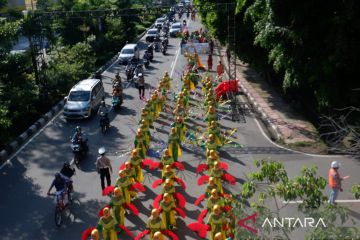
0,24,156,165
214,40,283,141
0,100,65,164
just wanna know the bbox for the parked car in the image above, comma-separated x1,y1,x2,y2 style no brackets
118,44,140,65
63,79,105,119
145,28,160,42
155,17,166,28
170,22,182,37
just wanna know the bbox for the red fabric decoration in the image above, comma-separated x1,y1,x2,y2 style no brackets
222,173,236,185
119,162,126,170
152,179,164,188
197,209,208,223
125,203,139,216
102,185,115,196
135,230,150,240
175,177,186,189
150,162,161,170
214,80,239,100
219,162,228,170
196,164,208,173
119,225,134,238
194,194,206,206
188,222,210,238
132,182,146,192
175,207,186,218
174,192,186,209
161,230,179,240
153,194,163,209
142,159,154,168
197,175,210,185
81,226,96,240
173,162,185,171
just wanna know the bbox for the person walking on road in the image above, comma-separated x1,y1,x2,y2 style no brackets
328,161,350,205
216,61,224,77
96,147,113,190
207,54,213,71
209,39,214,55
138,73,145,100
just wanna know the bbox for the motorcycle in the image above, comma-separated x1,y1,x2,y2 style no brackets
70,137,88,167
154,41,161,52
99,112,110,133
143,58,150,68
161,44,167,55
112,95,121,111
125,63,135,81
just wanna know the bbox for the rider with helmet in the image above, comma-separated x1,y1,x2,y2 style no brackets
60,162,75,191
47,173,71,203
98,100,110,127
72,126,88,152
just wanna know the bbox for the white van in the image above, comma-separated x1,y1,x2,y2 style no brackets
63,79,105,119
118,44,140,65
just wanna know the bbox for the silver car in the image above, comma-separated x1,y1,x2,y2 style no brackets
118,44,140,65
63,79,105,119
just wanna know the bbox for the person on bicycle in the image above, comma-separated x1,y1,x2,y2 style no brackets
47,173,71,203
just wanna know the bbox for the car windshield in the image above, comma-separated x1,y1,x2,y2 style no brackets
68,91,90,101
121,49,134,54
156,19,165,23
148,30,158,34
172,25,181,29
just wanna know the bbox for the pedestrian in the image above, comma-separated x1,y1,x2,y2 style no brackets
216,60,224,77
207,54,213,71
209,39,214,55
96,147,113,190
138,73,145,100
328,161,350,205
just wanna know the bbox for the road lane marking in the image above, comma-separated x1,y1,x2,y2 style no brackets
170,61,174,69
170,49,180,78
0,110,64,170
284,200,360,204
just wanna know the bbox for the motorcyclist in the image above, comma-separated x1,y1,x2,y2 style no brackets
98,100,110,125
47,172,71,203
113,73,122,86
147,44,154,55
60,162,75,192
162,37,169,47
183,19,186,26
143,50,151,60
154,35,161,51
125,63,134,80
130,55,138,65
134,64,143,77
71,126,87,152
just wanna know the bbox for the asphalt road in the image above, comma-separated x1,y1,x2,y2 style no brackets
1,16,359,240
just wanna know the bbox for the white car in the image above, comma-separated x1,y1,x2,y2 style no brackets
118,44,140,65
155,17,166,28
170,22,182,37
145,28,159,42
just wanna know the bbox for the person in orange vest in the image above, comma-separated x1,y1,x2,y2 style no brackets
216,61,224,77
328,161,350,205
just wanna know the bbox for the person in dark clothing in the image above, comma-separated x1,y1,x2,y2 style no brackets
60,162,75,191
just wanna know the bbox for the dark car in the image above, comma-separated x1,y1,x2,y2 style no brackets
145,29,160,42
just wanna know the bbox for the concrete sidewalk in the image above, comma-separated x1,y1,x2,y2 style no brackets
215,41,324,150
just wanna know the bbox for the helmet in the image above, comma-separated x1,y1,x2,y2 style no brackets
138,73,143,77
214,232,224,240
63,162,70,168
153,231,164,240
103,207,110,218
163,193,171,200
114,187,122,197
101,100,105,106
75,126,81,133
331,161,340,168
98,147,106,155
55,172,61,178
213,204,221,213
91,229,99,239
211,189,218,196
151,208,159,216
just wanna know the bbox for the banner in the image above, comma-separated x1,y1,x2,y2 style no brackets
181,43,210,55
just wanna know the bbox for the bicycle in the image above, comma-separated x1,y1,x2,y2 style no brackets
49,189,72,227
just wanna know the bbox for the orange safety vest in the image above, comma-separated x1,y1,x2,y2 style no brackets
328,168,340,188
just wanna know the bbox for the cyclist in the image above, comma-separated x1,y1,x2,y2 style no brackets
47,172,71,204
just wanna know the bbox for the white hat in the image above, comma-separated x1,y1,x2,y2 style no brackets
331,161,340,168
98,147,106,155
